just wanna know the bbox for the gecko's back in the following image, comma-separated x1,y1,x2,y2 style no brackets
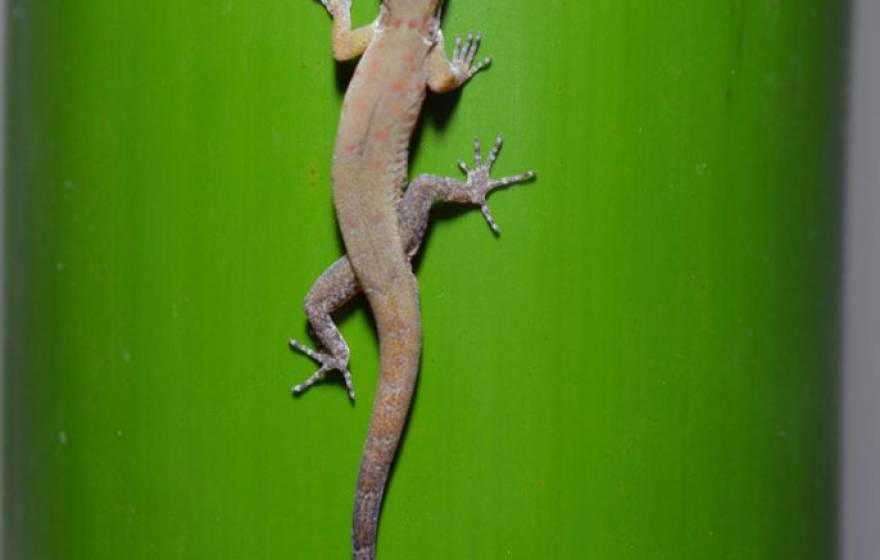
332,17,433,222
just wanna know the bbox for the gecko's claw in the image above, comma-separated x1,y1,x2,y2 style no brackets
460,134,537,235
480,203,501,235
289,338,356,401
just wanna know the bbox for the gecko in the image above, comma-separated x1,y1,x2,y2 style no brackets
290,1,534,558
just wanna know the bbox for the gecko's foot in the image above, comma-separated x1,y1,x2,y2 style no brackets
451,31,492,82
458,134,537,234
289,338,355,401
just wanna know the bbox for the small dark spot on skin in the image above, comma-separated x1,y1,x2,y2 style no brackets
308,166,318,187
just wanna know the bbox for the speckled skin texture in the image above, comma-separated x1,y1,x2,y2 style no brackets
292,1,533,558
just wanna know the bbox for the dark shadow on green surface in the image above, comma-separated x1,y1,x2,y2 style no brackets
829,2,854,558
334,59,356,96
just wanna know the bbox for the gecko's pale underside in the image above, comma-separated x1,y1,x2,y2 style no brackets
288,1,535,558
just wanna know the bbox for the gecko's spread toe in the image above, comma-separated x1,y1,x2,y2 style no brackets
289,338,355,400
451,30,491,82
459,136,537,234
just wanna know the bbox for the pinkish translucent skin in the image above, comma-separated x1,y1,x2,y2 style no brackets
298,3,520,559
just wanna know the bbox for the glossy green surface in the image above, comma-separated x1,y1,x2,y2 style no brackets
5,1,845,558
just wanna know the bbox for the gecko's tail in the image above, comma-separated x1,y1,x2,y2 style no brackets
352,274,422,560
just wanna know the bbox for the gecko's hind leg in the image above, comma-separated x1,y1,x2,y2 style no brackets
398,134,536,258
454,134,536,234
290,257,361,400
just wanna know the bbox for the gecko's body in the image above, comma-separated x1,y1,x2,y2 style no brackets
291,1,534,558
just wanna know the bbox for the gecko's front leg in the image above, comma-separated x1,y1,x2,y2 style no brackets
427,28,492,93
316,0,377,61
